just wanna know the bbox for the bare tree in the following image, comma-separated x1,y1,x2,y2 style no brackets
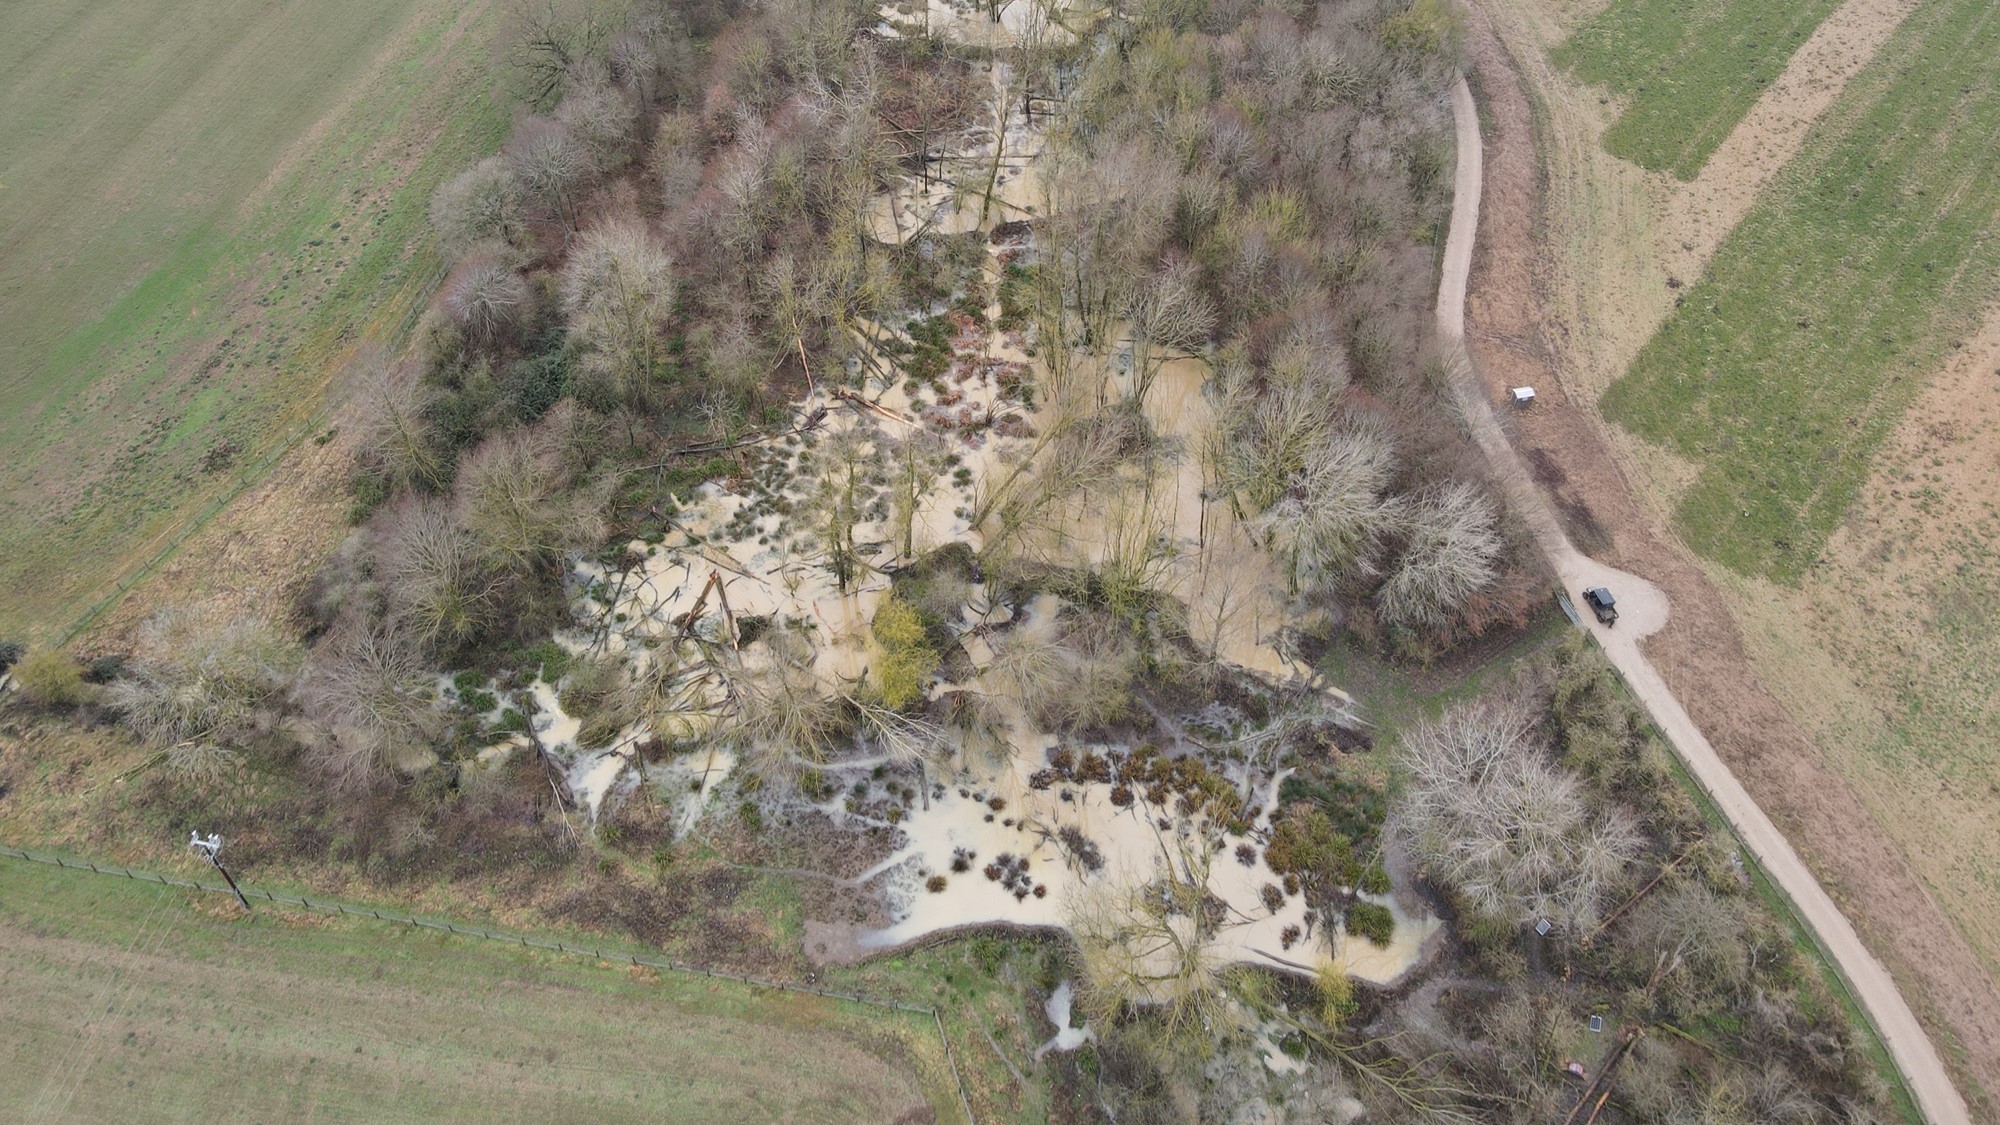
716,630,843,780
607,12,685,106
108,607,300,782
456,422,606,577
1211,362,1332,514
560,219,676,409
296,618,441,790
1067,830,1237,1051
992,614,1138,735
353,359,448,493
1126,258,1217,398
1393,698,1641,930
713,131,772,259
508,117,593,231
806,427,881,593
1618,883,1755,1018
974,401,1137,556
1375,479,1501,633
509,0,613,110
886,429,951,562
430,157,524,258
1255,418,1401,594
652,116,706,212
556,81,638,171
445,257,531,343
847,696,951,767
377,498,506,653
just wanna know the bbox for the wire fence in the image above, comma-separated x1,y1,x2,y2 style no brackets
0,843,976,1124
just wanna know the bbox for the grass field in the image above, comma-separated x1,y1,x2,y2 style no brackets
0,0,509,644
0,858,951,1123
1554,0,1846,178
1599,0,2000,581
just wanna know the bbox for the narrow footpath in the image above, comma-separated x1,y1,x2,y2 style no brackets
1438,76,1971,1125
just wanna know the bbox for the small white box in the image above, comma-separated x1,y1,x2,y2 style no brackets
1510,386,1536,405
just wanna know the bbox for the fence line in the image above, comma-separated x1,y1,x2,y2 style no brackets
0,843,975,1123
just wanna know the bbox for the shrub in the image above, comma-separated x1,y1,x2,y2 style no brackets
0,639,23,675
1346,901,1395,948
1361,863,1391,895
871,596,940,710
14,650,87,707
108,608,301,780
1265,805,1360,896
84,654,126,684
1315,962,1357,1025
1382,0,1465,60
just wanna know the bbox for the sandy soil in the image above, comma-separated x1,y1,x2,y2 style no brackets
1459,5,2000,1114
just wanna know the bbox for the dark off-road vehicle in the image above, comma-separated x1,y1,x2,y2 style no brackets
1583,586,1617,626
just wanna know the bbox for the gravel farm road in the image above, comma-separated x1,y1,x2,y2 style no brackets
1437,75,1971,1125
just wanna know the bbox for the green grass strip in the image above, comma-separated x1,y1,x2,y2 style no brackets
1601,0,2000,582
0,845,975,1124
1555,0,1846,178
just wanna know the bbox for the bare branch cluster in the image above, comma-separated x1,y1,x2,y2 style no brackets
429,157,524,259
1374,480,1502,632
1393,698,1641,930
296,619,442,790
108,607,300,782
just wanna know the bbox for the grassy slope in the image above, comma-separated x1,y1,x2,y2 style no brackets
0,859,946,1122
1555,0,1846,178
1600,0,2000,581
0,0,508,642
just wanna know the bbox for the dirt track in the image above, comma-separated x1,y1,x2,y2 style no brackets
1440,69,1974,1125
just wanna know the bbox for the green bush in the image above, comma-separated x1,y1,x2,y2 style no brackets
1360,863,1391,895
520,641,572,684
14,651,87,707
871,596,940,710
1346,901,1395,948
1382,0,1464,60
1265,806,1360,892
